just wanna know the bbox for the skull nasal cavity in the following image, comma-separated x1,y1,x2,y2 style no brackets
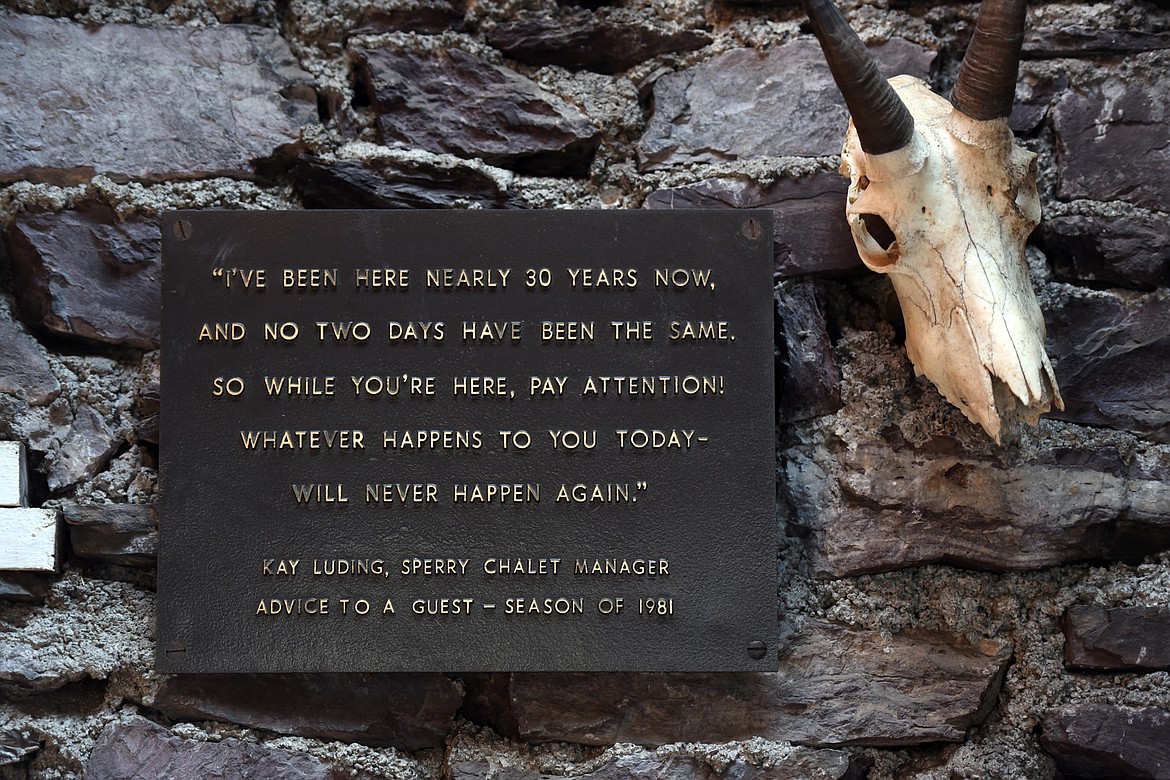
860,213,896,250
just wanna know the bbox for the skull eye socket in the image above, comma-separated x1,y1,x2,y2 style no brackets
859,213,896,251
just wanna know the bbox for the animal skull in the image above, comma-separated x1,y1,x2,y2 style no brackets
804,0,1063,442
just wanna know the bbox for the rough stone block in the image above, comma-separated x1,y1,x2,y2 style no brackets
1064,605,1170,672
294,155,517,210
1054,63,1170,211
1010,66,1067,134
787,436,1170,578
1044,212,1170,291
0,12,316,184
775,282,842,423
84,717,368,780
1023,26,1170,58
63,504,158,568
0,572,51,603
0,301,60,407
638,38,935,169
0,508,58,572
451,747,859,780
510,621,1009,747
487,13,710,74
644,172,860,278
1040,704,1170,779
48,406,122,493
355,45,599,176
1045,287,1170,441
6,202,161,349
148,673,463,750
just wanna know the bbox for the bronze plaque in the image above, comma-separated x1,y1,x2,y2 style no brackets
157,210,776,672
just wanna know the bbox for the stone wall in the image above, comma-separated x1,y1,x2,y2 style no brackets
1,0,1168,776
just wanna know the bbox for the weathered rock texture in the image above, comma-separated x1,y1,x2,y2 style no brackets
774,282,842,423
487,13,710,74
0,301,59,407
450,745,860,780
356,45,599,176
1054,61,1170,211
63,504,158,568
1045,287,1170,441
84,717,364,780
509,622,1009,747
1040,704,1170,779
6,202,161,349
294,154,517,209
1044,212,1170,291
147,673,464,750
644,172,859,277
1023,26,1170,58
0,13,316,184
639,39,935,168
787,431,1170,577
1064,605,1170,672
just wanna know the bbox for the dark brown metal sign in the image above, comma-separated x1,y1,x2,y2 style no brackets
158,210,775,672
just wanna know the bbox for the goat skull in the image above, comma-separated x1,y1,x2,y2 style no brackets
804,0,1062,442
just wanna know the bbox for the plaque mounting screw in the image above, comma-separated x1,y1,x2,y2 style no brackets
746,641,767,660
171,220,193,241
741,219,763,240
165,641,187,662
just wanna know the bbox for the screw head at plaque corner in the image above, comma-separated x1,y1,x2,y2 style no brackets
740,219,764,240
171,220,193,241
746,641,767,660
165,641,188,661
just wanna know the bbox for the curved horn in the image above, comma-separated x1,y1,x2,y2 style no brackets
951,0,1026,120
802,0,915,155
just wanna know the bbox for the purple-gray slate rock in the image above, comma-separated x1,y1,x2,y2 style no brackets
148,673,462,750
1054,65,1170,211
450,747,859,780
638,38,935,169
1044,212,1170,291
1010,66,1067,134
487,13,710,74
0,304,60,407
294,155,518,209
356,4,464,35
83,717,368,780
1040,704,1170,779
775,282,842,423
48,406,122,492
1023,26,1170,58
63,504,158,568
0,13,316,185
6,202,161,349
1045,287,1170,441
1064,605,1170,672
644,172,859,277
786,434,1170,578
0,573,50,604
355,45,599,176
510,621,1009,747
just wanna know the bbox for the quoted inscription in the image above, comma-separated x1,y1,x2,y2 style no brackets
160,211,775,671
207,270,731,617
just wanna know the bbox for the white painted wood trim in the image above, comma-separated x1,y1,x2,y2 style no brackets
0,441,27,508
0,507,59,571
